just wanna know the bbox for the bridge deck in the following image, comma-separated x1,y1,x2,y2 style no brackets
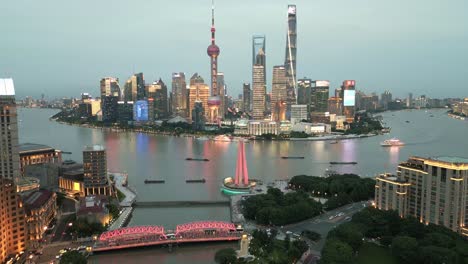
93,236,241,252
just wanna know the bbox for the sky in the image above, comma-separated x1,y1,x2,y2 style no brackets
1,0,467,99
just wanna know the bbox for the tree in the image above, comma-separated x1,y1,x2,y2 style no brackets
60,251,86,264
419,246,457,264
328,223,363,252
391,236,418,264
214,248,237,264
321,239,354,264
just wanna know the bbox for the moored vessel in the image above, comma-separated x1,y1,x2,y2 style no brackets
380,138,405,147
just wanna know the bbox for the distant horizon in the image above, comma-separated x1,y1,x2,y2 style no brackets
1,0,467,99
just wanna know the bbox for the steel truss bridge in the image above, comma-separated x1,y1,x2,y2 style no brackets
93,221,242,252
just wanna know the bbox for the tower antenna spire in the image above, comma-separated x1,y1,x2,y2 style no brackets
211,0,215,45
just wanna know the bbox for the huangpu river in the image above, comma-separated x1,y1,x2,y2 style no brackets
18,108,468,263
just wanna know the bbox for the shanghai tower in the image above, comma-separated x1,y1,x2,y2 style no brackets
207,0,221,123
284,5,297,117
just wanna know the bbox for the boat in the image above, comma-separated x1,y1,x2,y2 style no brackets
186,179,206,183
186,158,209,161
330,140,338,144
330,161,358,165
405,120,410,123
281,156,305,159
380,138,405,147
213,135,232,142
144,179,165,184
196,136,209,141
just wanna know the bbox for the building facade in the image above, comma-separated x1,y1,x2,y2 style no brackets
342,80,356,123
23,190,57,247
242,83,251,113
100,77,121,98
284,5,297,116
188,80,210,122
291,104,308,124
375,156,468,236
83,145,112,196
171,72,187,117
19,143,62,175
271,66,287,122
146,79,169,119
252,65,266,120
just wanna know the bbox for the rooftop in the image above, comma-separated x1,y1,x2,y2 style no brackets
0,78,15,96
432,156,468,164
19,143,55,154
23,189,54,211
84,145,105,152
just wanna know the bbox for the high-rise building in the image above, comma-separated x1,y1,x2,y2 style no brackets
341,80,356,123
291,104,308,124
0,79,27,262
380,90,392,110
171,72,187,117
0,79,20,181
252,35,266,83
375,156,468,237
297,78,312,106
242,83,251,113
188,74,210,121
407,93,413,108
217,72,226,119
284,5,297,116
117,101,134,124
252,65,266,120
100,77,121,98
271,66,287,122
192,101,205,131
146,79,168,119
83,145,112,196
207,1,221,123
124,73,145,102
328,97,343,115
102,96,119,123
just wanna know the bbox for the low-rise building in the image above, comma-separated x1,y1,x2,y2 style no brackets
248,121,278,136
23,190,57,247
77,196,110,226
19,143,62,175
59,170,85,198
291,122,331,135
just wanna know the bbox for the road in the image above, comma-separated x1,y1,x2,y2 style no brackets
280,201,371,252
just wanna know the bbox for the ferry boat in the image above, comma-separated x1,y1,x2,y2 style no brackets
213,135,232,142
196,136,209,141
380,138,405,147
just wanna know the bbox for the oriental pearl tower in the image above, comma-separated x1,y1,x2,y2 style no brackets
207,0,221,124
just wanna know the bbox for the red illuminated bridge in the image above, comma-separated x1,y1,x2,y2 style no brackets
93,221,243,252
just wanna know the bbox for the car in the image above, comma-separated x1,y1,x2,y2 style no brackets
338,212,344,217
286,231,293,235
328,216,334,220
345,216,351,221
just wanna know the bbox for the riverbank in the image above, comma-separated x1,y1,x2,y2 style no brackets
448,112,467,121
53,118,381,142
109,173,137,230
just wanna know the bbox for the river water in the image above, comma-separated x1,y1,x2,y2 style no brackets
18,108,468,263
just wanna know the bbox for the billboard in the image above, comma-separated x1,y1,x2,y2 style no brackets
315,80,330,87
133,100,148,122
344,80,356,87
344,90,356,106
288,5,296,14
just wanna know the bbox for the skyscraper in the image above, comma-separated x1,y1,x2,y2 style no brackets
297,78,312,106
242,83,251,113
146,79,168,119
83,145,112,196
188,74,210,121
207,0,221,123
217,72,226,118
252,35,266,83
0,79,27,262
284,5,297,115
124,73,145,102
407,93,413,108
342,80,356,123
100,77,121,98
252,65,266,120
380,90,392,110
271,66,287,122
171,72,187,117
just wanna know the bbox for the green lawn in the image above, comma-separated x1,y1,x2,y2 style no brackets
355,242,398,264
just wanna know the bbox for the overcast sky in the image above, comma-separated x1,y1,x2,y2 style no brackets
1,0,467,99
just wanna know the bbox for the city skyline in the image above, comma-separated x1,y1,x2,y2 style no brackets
1,0,467,99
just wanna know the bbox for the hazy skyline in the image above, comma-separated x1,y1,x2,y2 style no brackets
1,0,467,99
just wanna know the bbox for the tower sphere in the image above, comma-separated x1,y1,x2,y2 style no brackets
207,44,220,57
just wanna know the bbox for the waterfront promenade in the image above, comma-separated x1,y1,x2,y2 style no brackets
109,173,136,230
